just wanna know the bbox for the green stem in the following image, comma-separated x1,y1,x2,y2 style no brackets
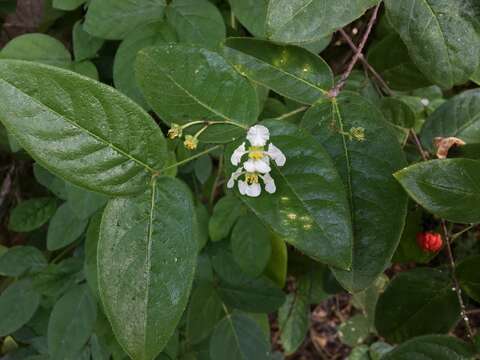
181,120,248,131
271,106,308,121
209,150,224,209
160,145,221,173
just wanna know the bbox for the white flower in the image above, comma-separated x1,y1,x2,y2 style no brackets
243,158,271,174
266,143,286,166
261,173,276,194
238,180,261,197
231,142,247,166
227,167,243,188
247,125,270,147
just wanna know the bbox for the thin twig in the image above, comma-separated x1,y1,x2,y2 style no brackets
160,145,221,173
271,106,309,121
329,4,381,97
441,220,475,339
0,164,15,209
410,129,429,161
338,28,393,96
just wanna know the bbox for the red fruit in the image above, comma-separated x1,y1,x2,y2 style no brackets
417,232,443,252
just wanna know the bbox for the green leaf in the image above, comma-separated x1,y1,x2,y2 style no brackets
375,268,459,343
48,284,97,360
265,0,379,43
186,284,224,345
339,314,371,347
456,255,480,303
231,214,272,277
195,203,210,251
47,203,89,251
8,198,57,232
351,274,388,330
98,177,197,360
194,155,213,184
84,0,167,40
65,183,108,220
53,0,85,10
0,60,168,196
421,89,480,152
367,33,431,91
230,121,353,269
379,97,416,129
210,312,271,360
73,21,104,62
113,21,177,109
264,235,287,288
395,159,480,224
228,0,268,38
85,215,102,298
223,38,333,105
301,93,407,291
381,335,475,360
209,195,246,242
33,164,68,200
0,279,41,336
384,0,480,89
165,0,225,48
135,44,259,143
0,246,47,277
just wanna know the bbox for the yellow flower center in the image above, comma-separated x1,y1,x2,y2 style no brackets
245,172,259,184
248,146,264,160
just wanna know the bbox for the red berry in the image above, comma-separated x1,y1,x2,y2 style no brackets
416,232,443,252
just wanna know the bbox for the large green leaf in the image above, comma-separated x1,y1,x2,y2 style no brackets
421,89,480,152
0,246,47,277
210,312,271,360
301,92,407,291
375,268,459,343
384,0,480,89
381,335,475,360
265,0,379,43
84,0,167,40
0,279,41,336
224,38,333,105
165,0,225,48
47,284,97,360
229,121,353,269
455,255,480,303
135,44,259,143
8,197,57,232
98,177,197,360
113,22,177,109
0,60,168,196
394,159,480,224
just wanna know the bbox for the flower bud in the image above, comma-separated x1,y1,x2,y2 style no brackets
167,123,183,139
183,135,198,150
416,231,443,252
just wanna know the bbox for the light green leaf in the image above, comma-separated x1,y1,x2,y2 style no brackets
264,235,287,288
339,314,370,347
375,268,459,343
98,177,197,360
394,159,480,224
47,203,88,251
53,0,85,10
352,274,388,330
384,0,480,89
166,0,225,48
72,60,99,80
210,312,271,360
8,197,57,232
73,21,104,61
224,38,333,105
84,0,167,40
0,279,41,336
456,255,480,303
135,44,259,143
231,214,272,277
421,89,480,152
48,284,97,360
301,93,407,290
209,195,245,242
230,121,353,269
0,60,168,196
113,21,177,109
381,335,475,360
0,246,47,277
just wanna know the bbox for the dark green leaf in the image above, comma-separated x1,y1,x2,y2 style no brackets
210,312,270,360
228,0,267,38
339,314,370,347
65,183,108,220
456,255,480,303
194,155,213,184
98,177,197,360
379,97,416,129
264,235,287,288
384,0,480,89
73,21,104,62
0,279,41,336
195,203,209,251
33,164,68,200
47,203,88,251
135,44,259,143
302,92,407,291
0,60,168,195
224,38,333,105
209,195,245,242
84,0,167,40
394,159,480,224
8,198,57,232
375,268,459,343
47,284,97,360
0,246,47,277
85,215,102,298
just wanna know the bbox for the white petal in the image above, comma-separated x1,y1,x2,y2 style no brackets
231,142,246,166
238,180,248,195
267,143,286,166
245,183,261,197
247,125,270,146
243,159,271,174
262,173,276,194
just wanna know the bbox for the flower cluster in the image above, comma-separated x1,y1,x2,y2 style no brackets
416,231,443,252
227,125,286,197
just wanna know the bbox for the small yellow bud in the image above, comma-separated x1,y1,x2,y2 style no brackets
350,127,365,142
167,123,183,139
184,135,198,150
